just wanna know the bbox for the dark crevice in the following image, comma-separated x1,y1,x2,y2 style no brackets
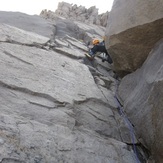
28,101,65,109
126,143,151,163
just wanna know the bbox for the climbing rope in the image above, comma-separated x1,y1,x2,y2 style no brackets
114,79,140,163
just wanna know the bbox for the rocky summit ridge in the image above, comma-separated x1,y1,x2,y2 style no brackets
40,2,109,27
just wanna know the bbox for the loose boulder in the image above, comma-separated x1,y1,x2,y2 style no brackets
105,0,163,76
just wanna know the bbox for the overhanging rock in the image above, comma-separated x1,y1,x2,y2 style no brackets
105,0,163,77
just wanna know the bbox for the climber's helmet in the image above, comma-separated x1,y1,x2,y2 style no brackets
92,39,100,45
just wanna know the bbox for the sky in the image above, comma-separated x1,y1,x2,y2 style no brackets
0,0,114,15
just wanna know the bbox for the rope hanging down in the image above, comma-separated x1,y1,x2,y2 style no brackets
114,79,140,163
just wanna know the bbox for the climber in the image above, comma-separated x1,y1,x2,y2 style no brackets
85,38,113,64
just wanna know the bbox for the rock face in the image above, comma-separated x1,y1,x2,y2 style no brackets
0,11,145,163
40,2,109,27
105,0,163,76
118,39,163,163
0,11,54,38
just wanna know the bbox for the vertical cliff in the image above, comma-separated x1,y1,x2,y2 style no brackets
0,11,146,163
105,0,163,162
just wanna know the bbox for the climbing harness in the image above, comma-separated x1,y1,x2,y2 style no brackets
114,79,141,163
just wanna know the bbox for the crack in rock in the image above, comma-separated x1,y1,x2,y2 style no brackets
0,80,67,106
0,39,51,51
0,158,25,163
28,101,66,109
3,50,33,66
